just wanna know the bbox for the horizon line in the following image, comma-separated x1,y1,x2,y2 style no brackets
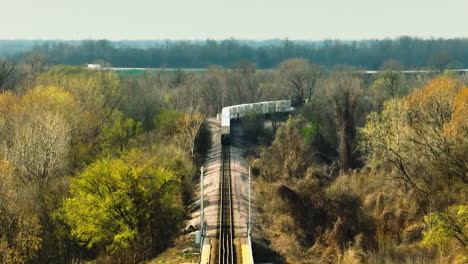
1,35,468,42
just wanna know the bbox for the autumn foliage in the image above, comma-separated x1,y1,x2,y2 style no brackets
0,66,205,263
255,75,467,263
359,75,468,261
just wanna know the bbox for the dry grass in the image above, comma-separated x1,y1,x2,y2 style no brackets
365,239,465,264
336,248,366,264
329,169,468,264
145,235,198,264
253,166,468,264
254,169,378,264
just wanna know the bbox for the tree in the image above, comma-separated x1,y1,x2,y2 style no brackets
379,59,404,71
224,60,261,105
0,159,42,264
369,70,405,108
153,110,184,137
278,58,322,106
376,59,405,98
258,117,311,181
164,73,200,111
444,86,468,139
0,86,87,263
360,98,414,184
176,113,204,158
361,76,468,209
300,100,337,164
324,73,363,174
35,66,123,117
25,51,48,76
62,150,184,262
428,52,451,72
8,111,70,186
33,67,124,157
0,86,73,186
0,91,17,141
0,58,16,91
198,66,225,115
240,110,266,144
422,205,467,251
99,111,143,155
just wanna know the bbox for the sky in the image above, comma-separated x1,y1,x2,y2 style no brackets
1,0,467,40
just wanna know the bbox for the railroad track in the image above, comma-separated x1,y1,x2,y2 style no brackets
218,146,236,264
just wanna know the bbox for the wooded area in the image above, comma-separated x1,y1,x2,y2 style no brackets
0,53,466,263
2,37,468,69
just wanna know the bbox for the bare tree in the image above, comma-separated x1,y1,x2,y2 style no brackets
379,59,404,71
165,73,202,112
25,51,48,76
225,60,261,105
0,58,16,91
277,58,322,105
176,112,204,158
323,72,363,174
6,111,70,186
427,52,451,73
368,59,406,109
198,66,225,116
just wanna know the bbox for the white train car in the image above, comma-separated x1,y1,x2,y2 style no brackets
221,100,294,145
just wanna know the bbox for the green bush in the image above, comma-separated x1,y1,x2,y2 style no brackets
62,149,184,262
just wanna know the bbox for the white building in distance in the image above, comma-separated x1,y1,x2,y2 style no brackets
87,64,102,69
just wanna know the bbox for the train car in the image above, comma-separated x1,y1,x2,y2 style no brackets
220,100,299,145
278,100,292,112
235,104,246,118
221,107,231,145
267,102,276,113
261,102,269,114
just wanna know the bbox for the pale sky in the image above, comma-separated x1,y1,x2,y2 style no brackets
1,0,467,40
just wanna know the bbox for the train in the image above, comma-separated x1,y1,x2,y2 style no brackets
220,100,295,145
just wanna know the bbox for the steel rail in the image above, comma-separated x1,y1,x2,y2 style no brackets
218,146,235,264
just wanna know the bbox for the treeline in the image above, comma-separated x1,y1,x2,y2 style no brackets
5,37,468,69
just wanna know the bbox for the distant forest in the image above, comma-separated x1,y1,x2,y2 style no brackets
2,37,468,69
